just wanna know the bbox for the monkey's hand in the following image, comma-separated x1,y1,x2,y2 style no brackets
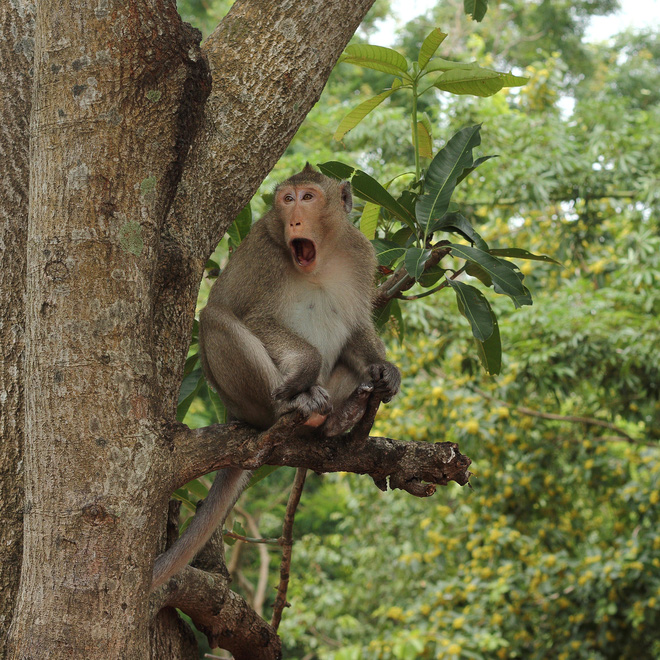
273,383,333,421
368,361,401,403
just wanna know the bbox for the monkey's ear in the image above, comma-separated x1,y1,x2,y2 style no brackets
340,181,353,214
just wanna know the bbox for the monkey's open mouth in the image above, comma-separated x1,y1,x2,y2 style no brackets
290,238,316,269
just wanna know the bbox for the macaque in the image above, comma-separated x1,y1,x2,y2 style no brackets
151,165,400,590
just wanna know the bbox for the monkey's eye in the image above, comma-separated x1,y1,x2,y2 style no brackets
302,192,314,201
283,194,294,203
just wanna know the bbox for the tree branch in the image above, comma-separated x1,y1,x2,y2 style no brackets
271,468,307,631
164,399,471,497
167,0,377,259
471,387,652,446
153,566,281,660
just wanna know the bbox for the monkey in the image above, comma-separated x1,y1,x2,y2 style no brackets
151,164,400,590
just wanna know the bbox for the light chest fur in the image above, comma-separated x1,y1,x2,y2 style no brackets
281,258,365,382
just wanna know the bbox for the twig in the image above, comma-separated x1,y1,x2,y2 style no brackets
399,265,468,301
472,386,653,447
271,467,308,631
234,505,271,617
223,531,281,545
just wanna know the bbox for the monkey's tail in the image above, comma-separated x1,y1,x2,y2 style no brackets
151,467,252,591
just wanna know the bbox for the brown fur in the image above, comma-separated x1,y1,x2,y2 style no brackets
151,167,400,590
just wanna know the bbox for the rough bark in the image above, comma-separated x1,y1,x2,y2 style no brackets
4,0,381,658
0,0,34,650
6,1,209,657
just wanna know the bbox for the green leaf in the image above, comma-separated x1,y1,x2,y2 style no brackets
247,466,280,489
425,59,481,74
397,190,418,219
416,125,482,236
317,160,354,180
475,314,501,374
488,248,561,265
177,367,204,422
232,520,246,537
449,279,494,341
404,246,432,280
360,202,380,240
391,225,416,247
465,261,493,287
418,29,447,70
372,239,406,267
173,488,197,510
334,86,399,141
318,162,417,233
419,264,445,287
186,478,210,500
208,386,227,424
448,243,532,306
182,352,199,379
374,298,403,333
227,203,252,248
432,212,489,250
390,297,405,343
435,68,527,97
464,0,489,22
414,113,433,159
456,155,496,185
340,44,410,78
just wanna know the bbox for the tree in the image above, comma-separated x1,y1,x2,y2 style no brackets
0,1,471,658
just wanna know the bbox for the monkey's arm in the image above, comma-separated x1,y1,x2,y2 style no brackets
338,325,401,402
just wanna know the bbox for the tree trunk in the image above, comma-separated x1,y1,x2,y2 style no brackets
0,1,33,651
3,1,377,657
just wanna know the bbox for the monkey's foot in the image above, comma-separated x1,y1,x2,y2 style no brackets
276,384,332,421
304,412,328,428
324,382,373,437
368,362,401,403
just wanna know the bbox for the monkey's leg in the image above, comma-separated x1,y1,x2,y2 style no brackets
246,317,332,421
199,305,283,429
322,364,373,437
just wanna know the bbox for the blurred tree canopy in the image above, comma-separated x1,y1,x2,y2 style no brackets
178,0,659,658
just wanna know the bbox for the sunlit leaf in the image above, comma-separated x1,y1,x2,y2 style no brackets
319,162,417,233
227,203,252,248
425,59,481,73
334,85,399,141
414,113,434,159
418,29,447,70
186,478,210,500
340,44,410,78
360,202,380,240
435,68,527,97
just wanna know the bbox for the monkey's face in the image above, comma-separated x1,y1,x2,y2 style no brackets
277,183,328,274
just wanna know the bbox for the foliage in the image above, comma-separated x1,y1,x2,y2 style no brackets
318,31,547,376
174,1,660,658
